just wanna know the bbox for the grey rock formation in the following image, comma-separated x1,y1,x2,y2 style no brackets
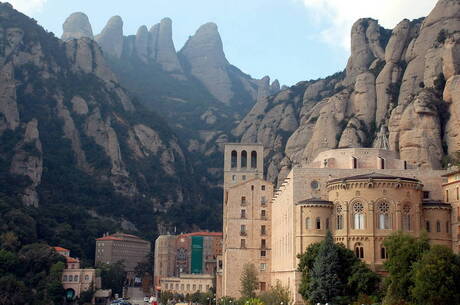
61,12,93,41
135,25,149,63
180,22,233,104
155,18,183,75
95,16,124,58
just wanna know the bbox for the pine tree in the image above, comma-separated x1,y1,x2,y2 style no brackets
309,231,342,304
240,263,259,299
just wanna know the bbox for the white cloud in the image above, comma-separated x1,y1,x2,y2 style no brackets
5,0,47,15
300,0,437,50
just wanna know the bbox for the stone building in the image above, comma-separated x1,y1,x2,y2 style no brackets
95,232,151,278
443,167,460,253
154,232,223,293
219,144,456,304
53,247,100,301
219,144,273,298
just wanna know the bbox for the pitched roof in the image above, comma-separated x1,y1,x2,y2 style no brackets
328,172,419,183
96,236,122,241
53,246,70,252
179,232,223,238
66,256,80,263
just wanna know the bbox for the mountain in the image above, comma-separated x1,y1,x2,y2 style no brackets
61,13,281,191
234,0,460,185
0,2,224,261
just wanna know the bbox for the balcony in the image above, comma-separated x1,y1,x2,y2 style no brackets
240,231,247,236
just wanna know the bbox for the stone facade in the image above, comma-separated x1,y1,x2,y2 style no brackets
95,232,151,278
220,144,273,298
154,232,223,292
53,247,100,300
443,167,460,253
220,145,456,304
160,273,215,294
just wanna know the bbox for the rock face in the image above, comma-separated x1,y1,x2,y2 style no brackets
0,3,194,214
61,12,93,41
234,0,460,185
95,16,124,58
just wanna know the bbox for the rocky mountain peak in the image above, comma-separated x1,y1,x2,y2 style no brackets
61,12,93,41
181,22,228,67
95,15,124,58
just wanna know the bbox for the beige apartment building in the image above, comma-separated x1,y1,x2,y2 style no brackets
220,144,456,304
160,273,215,295
95,232,151,278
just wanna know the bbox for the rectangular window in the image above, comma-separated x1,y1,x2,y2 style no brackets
261,210,266,220
316,217,321,230
241,239,246,248
336,215,343,230
241,196,246,205
261,185,266,191
261,196,267,206
241,209,246,219
260,250,266,257
352,157,357,169
423,191,430,199
403,215,411,231
261,239,266,249
260,263,267,271
193,284,196,291
354,214,365,229
261,225,266,235
426,221,431,232
379,157,385,169
446,190,450,202
457,187,459,200
240,225,247,236
259,282,266,291
446,221,450,233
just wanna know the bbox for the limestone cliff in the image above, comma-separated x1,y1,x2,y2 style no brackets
0,3,195,216
234,0,460,185
61,12,93,41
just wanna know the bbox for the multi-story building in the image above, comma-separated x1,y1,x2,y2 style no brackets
95,232,151,278
154,232,223,294
443,167,460,253
220,144,273,298
220,144,456,304
53,247,100,301
160,274,215,295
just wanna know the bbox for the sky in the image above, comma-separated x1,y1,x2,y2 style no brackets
7,0,437,86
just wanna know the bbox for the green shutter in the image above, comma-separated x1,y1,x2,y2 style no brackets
191,236,203,274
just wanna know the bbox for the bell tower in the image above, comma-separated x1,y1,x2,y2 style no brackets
223,143,264,190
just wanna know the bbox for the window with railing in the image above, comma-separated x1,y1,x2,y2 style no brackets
241,196,247,206
241,209,246,219
261,239,266,249
261,225,266,235
240,225,247,236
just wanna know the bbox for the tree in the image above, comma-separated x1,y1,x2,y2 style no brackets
260,280,292,305
383,232,430,304
240,263,259,299
298,232,380,305
98,261,127,296
411,245,460,305
309,231,342,304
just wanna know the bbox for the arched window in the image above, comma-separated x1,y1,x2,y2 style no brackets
436,220,441,232
316,217,321,230
63,275,68,282
352,201,365,229
355,243,364,258
336,204,343,230
381,247,388,259
231,150,237,168
251,151,257,169
241,150,247,168
305,217,311,230
402,205,411,231
377,201,390,230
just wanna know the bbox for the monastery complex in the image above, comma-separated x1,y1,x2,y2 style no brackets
217,143,460,304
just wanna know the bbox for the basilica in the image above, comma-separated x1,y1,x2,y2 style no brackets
217,143,460,304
